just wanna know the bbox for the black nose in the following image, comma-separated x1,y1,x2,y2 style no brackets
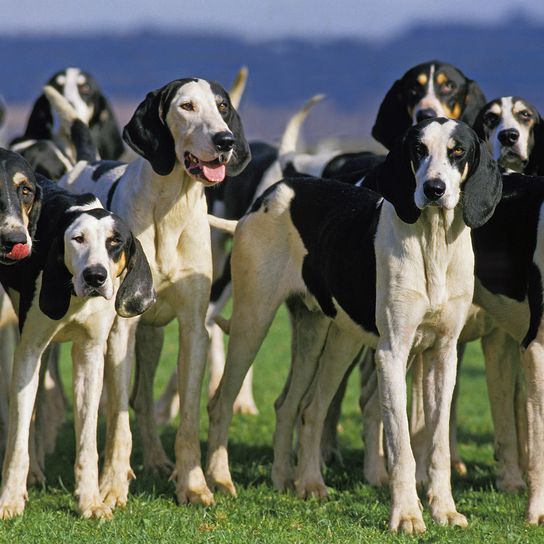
423,179,446,201
1,230,28,252
416,108,438,123
212,131,235,152
498,129,519,146
83,265,107,288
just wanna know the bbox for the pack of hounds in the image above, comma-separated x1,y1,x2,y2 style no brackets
0,59,542,534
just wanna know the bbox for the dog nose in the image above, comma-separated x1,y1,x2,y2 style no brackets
498,129,519,146
1,230,28,252
416,108,438,123
83,265,108,288
212,131,235,152
423,179,446,201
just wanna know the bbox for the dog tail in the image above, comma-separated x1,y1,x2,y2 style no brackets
278,94,325,174
208,214,238,234
229,66,248,110
43,85,98,163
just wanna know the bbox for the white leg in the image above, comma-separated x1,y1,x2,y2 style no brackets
410,354,428,486
422,342,467,528
272,296,330,491
482,329,525,493
131,323,173,473
72,340,111,519
0,310,55,519
154,367,179,426
295,322,362,499
100,317,136,510
359,347,388,486
449,344,466,477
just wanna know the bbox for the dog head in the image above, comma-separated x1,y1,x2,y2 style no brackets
372,60,486,150
23,67,124,160
377,118,502,228
0,149,42,264
123,78,251,184
474,97,544,175
39,205,156,320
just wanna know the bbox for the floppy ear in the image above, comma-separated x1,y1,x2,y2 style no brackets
23,94,54,140
39,236,73,320
90,94,125,160
115,236,156,318
372,80,412,151
27,181,43,239
471,104,487,139
527,115,544,176
376,132,421,224
224,93,251,176
461,140,502,228
460,80,487,127
123,87,176,176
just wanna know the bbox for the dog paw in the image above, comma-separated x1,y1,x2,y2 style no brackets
144,453,175,475
0,492,27,520
79,499,113,520
452,459,468,477
365,467,389,487
432,510,468,528
390,514,426,535
496,474,526,494
205,471,236,498
526,501,544,525
294,478,329,500
100,467,135,509
233,398,259,416
271,462,295,491
27,465,46,487
175,480,215,506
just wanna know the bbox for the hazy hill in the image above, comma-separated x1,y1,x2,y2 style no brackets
1,13,543,143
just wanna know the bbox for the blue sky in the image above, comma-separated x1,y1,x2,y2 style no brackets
7,0,544,40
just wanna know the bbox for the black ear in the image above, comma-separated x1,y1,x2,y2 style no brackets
527,115,544,176
28,181,43,239
39,237,73,320
460,80,487,127
23,94,53,140
372,80,412,151
89,94,125,160
122,86,177,176
115,236,156,318
223,90,251,176
376,132,421,224
462,140,502,228
471,103,487,139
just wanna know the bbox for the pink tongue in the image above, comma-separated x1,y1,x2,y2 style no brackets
7,243,30,260
202,164,226,183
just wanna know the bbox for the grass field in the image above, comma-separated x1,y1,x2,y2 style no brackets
0,306,540,543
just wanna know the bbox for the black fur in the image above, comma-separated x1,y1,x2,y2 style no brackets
372,60,486,151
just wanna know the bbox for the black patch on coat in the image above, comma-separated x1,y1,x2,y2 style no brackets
92,160,124,181
285,177,381,333
524,263,543,348
322,152,386,186
472,174,544,302
210,253,231,303
106,177,122,210
15,140,69,180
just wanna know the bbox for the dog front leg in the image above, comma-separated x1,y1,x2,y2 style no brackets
422,340,468,528
72,340,111,519
100,316,137,510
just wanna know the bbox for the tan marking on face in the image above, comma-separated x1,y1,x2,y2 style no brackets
444,102,462,119
417,73,428,86
21,206,29,228
117,251,127,277
436,73,447,85
461,162,469,182
447,138,456,150
13,172,29,186
489,103,502,116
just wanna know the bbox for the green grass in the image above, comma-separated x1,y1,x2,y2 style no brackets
0,306,540,543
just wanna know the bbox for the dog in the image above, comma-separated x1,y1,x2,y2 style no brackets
372,60,487,151
53,76,250,507
11,67,124,179
206,118,502,534
474,97,544,175
0,149,155,519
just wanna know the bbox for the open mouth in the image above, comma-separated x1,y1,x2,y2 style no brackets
184,152,227,185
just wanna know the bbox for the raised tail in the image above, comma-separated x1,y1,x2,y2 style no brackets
229,66,248,110
43,85,98,163
278,94,325,174
208,214,238,234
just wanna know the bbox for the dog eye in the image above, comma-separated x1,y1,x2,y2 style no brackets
484,112,499,125
519,110,532,120
217,102,228,114
19,185,32,197
108,237,122,247
439,81,456,95
414,143,427,156
72,235,84,244
451,146,464,157
180,102,195,112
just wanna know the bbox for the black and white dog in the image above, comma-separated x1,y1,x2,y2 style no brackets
11,67,124,179
0,149,154,519
52,76,250,508
474,97,544,175
206,118,502,534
